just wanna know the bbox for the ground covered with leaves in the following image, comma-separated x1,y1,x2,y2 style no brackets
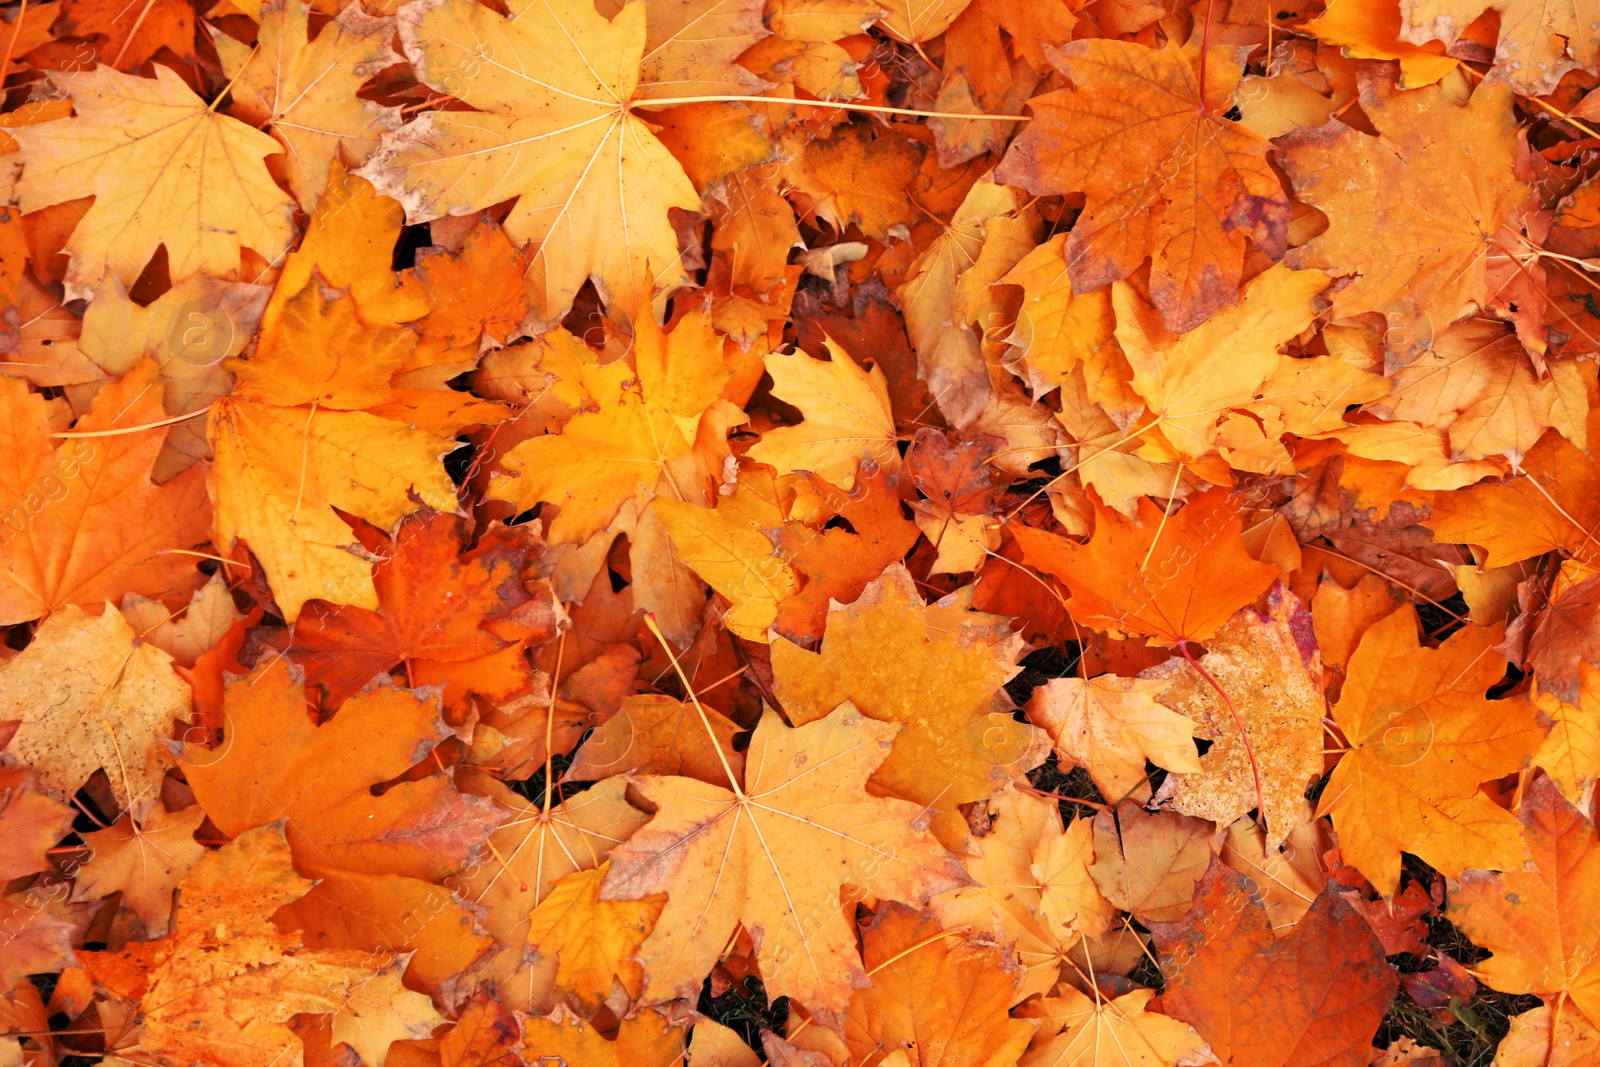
0,0,1599,1064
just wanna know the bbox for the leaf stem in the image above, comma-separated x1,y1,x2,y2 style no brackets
50,403,215,438
635,94,1030,122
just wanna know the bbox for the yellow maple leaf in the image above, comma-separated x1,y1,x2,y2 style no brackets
1018,985,1216,1067
214,0,402,209
771,563,1042,847
71,805,206,937
652,469,798,641
12,64,296,299
0,604,190,818
1533,662,1600,808
746,340,898,490
1112,264,1328,464
602,703,968,1030
360,0,702,327
208,281,474,621
526,862,664,1014
1026,675,1202,804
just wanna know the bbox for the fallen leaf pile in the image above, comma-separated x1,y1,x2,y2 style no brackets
3,0,1600,1064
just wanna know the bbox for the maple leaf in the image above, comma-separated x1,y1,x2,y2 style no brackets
266,164,432,332
271,869,493,998
1447,773,1600,1028
1112,264,1328,463
770,563,1041,847
0,604,190,817
1399,0,1596,93
1426,404,1600,569
57,0,194,69
1366,318,1587,463
1140,592,1326,847
487,316,724,545
602,703,969,1029
78,274,268,481
1088,801,1218,923
1026,675,1202,803
746,340,900,489
1018,985,1216,1067
525,862,664,1015
451,771,650,977
127,824,438,1067
844,904,1038,1067
1278,73,1527,362
182,658,504,880
12,64,297,300
0,766,74,882
653,479,798,642
769,461,921,643
1493,1004,1600,1067
207,281,467,623
1532,663,1600,806
283,509,560,707
594,0,770,100
1150,860,1397,1067
360,0,702,327
565,692,746,785
1014,486,1280,644
1317,605,1547,896
932,789,1116,1002
521,1005,685,1066
213,0,402,210
0,895,74,992
0,359,210,625
71,805,205,937
995,39,1290,332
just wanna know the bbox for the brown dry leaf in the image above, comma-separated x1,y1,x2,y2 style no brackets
1140,591,1326,847
770,563,1041,847
1279,73,1527,362
995,39,1290,332
602,704,969,1030
0,604,190,818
